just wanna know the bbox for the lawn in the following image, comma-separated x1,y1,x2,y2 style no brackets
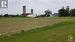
0,17,75,42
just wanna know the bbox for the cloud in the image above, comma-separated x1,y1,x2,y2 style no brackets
0,0,75,15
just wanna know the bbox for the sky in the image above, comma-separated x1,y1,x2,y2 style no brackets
0,0,75,15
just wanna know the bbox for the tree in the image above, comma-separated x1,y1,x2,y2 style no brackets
58,8,68,17
70,9,75,16
17,14,19,16
4,14,9,17
44,9,52,17
66,6,70,16
58,6,70,17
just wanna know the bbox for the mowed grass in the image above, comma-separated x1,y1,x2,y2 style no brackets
0,17,75,42
0,17,68,34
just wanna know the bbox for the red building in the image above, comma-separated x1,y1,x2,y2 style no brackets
22,6,30,16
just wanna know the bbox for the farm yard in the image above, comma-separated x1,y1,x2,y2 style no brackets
0,17,75,42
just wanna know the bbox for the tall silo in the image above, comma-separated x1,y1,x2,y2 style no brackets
31,9,33,14
23,6,26,14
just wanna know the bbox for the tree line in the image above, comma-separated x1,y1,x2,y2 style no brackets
58,6,75,17
0,6,75,17
37,6,75,17
0,14,20,17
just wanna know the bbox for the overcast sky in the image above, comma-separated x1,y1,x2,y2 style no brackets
0,0,75,15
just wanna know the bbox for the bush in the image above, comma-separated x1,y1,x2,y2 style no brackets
4,14,9,17
0,14,3,17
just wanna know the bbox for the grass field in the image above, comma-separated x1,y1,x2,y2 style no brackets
0,17,66,34
0,17,75,42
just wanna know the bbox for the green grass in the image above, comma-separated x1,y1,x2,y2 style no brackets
0,17,67,34
0,17,75,42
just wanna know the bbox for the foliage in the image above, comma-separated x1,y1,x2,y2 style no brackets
44,9,52,17
70,9,75,16
66,6,70,16
58,6,70,17
58,6,75,17
4,14,9,17
58,8,68,17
